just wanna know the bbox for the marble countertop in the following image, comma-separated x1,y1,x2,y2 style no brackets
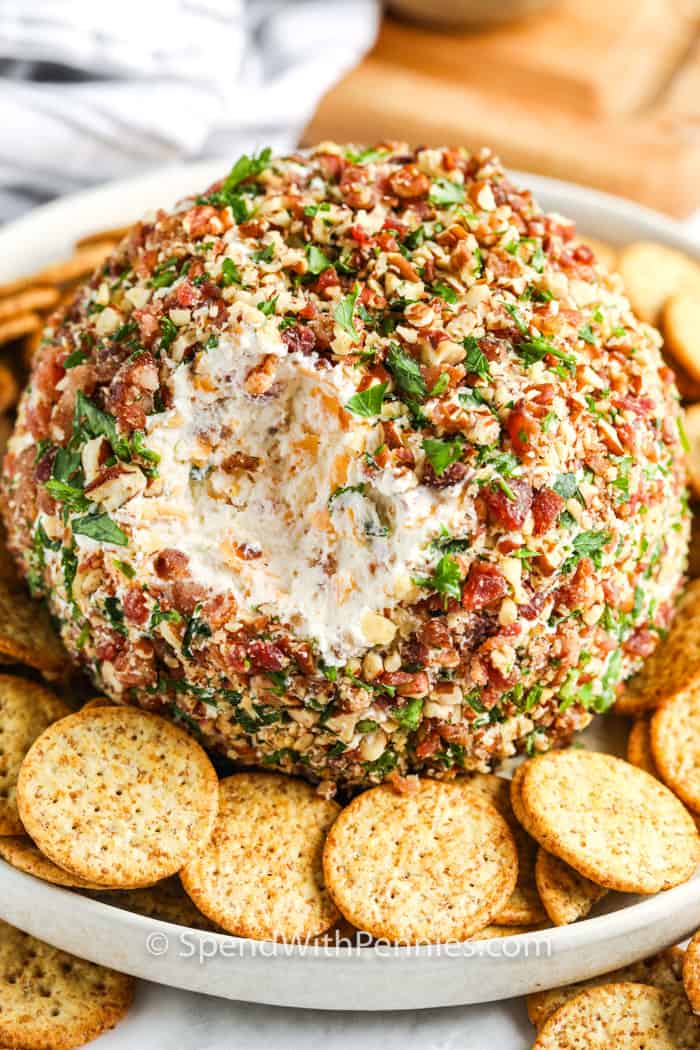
91,980,535,1050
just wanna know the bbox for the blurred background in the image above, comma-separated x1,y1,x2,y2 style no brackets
1,0,699,222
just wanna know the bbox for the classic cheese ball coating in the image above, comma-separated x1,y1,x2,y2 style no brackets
2,143,689,791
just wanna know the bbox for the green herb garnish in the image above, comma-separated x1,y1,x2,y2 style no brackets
345,382,387,418
385,343,427,400
72,513,128,546
422,436,463,476
334,284,360,341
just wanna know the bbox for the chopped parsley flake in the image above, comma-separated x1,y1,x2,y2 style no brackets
306,244,332,274
391,697,423,731
63,349,87,369
221,258,241,286
72,513,129,546
345,382,387,418
562,529,611,574
333,284,360,341
413,553,462,604
429,178,465,206
462,337,490,378
422,436,463,476
386,343,427,400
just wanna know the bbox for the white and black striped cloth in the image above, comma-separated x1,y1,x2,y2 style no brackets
0,0,379,221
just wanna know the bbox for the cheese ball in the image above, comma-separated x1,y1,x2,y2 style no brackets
2,143,689,791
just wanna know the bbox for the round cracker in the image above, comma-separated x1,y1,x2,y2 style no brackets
618,241,700,324
526,947,685,1029
76,225,131,249
0,578,67,673
461,773,545,925
0,313,41,347
92,877,221,932
509,762,529,827
17,706,219,888
667,354,700,401
533,982,700,1049
0,918,133,1050
0,835,103,889
80,696,115,711
182,773,341,942
322,779,518,944
683,928,700,1014
517,750,700,893
615,585,700,715
684,403,700,499
0,675,72,834
627,717,659,776
0,286,59,324
664,295,700,385
33,242,116,287
651,688,700,813
473,923,546,940
535,848,607,926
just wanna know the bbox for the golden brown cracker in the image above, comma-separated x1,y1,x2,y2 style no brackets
322,778,518,945
76,225,131,249
0,917,133,1049
0,313,41,347
0,286,59,323
0,577,68,673
182,772,341,942
618,241,700,324
650,687,700,813
0,675,72,834
664,295,700,385
0,835,102,889
627,717,659,776
92,877,221,932
517,750,700,893
17,706,219,888
526,947,686,1028
683,928,700,1014
533,982,700,1048
534,848,607,926
684,403,700,499
461,774,545,926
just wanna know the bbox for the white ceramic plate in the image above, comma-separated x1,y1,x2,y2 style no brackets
0,164,699,1012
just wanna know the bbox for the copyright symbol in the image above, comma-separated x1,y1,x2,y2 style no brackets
146,932,169,956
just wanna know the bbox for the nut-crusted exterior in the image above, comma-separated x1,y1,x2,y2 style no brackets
1,143,689,790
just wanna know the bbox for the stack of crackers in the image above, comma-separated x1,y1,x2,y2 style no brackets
2,228,700,1048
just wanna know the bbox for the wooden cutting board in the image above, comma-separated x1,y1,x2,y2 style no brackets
303,0,700,216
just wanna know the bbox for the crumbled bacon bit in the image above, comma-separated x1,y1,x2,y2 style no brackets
154,549,190,579
462,563,508,612
532,487,565,536
483,479,533,530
